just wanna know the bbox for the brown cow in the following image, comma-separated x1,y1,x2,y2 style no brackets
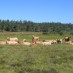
21,39,30,46
43,40,57,44
56,39,63,44
22,42,31,45
64,36,71,44
32,35,39,43
41,41,52,45
6,40,19,45
65,36,70,42
22,39,27,42
30,42,37,47
0,41,7,45
7,37,18,41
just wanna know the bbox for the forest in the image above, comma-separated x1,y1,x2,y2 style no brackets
0,19,73,35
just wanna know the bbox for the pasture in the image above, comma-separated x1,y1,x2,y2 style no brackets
0,32,73,73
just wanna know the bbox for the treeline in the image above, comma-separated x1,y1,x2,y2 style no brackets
0,20,73,34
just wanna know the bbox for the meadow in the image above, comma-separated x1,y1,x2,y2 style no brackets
0,32,73,73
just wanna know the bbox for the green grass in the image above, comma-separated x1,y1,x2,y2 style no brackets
0,32,73,73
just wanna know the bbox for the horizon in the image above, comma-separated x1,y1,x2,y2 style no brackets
0,0,73,23
0,19,72,24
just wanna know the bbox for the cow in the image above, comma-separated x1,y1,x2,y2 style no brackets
21,39,30,46
30,42,37,47
41,41,52,45
69,41,73,45
65,36,70,42
7,37,18,41
22,39,27,42
64,36,71,44
32,35,39,43
56,39,63,44
43,40,57,44
35,41,42,45
6,40,19,45
0,41,7,45
22,42,31,45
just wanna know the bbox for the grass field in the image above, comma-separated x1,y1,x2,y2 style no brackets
0,32,73,73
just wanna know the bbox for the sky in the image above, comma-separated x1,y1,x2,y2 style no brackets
0,0,73,23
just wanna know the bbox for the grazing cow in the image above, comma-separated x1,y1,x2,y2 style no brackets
7,37,18,41
0,41,7,45
32,35,39,43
